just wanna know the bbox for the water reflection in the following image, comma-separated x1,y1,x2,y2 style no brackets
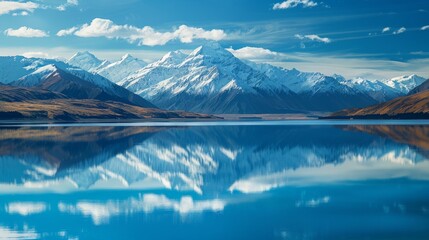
58,194,225,225
0,123,428,239
0,125,428,193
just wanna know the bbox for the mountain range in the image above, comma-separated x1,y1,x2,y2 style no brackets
0,56,211,120
65,42,426,114
1,42,428,117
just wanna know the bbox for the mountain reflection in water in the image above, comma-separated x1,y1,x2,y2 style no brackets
0,122,428,239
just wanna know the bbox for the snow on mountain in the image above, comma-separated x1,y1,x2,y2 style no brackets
119,51,188,94
14,64,114,91
0,56,70,84
409,78,429,95
12,64,59,87
159,42,273,94
341,77,402,102
154,50,188,67
244,61,378,111
8,59,155,108
66,52,148,84
245,61,350,94
0,56,32,84
67,51,103,72
120,42,300,113
383,74,427,94
93,60,111,72
2,50,426,113
96,54,147,83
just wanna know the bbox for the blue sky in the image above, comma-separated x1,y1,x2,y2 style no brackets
0,0,428,79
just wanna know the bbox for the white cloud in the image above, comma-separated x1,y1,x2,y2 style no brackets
21,51,52,58
421,25,429,31
57,0,78,11
295,34,331,43
4,26,49,38
6,202,47,215
382,27,390,33
393,27,406,35
0,0,76,15
226,46,281,60
12,11,29,16
273,0,318,10
57,18,227,46
0,46,169,64
56,26,78,36
0,1,39,15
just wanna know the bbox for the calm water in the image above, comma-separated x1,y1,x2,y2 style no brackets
0,120,429,240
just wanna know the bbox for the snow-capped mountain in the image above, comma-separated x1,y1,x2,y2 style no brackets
409,78,429,95
66,52,148,84
67,51,103,72
2,49,426,114
244,61,334,94
12,64,155,108
238,60,378,111
120,42,302,113
116,43,427,113
383,74,427,94
96,54,147,83
0,56,70,84
118,50,188,94
0,56,155,108
341,77,402,102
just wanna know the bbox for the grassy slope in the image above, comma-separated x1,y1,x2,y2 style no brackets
328,90,429,119
0,99,213,120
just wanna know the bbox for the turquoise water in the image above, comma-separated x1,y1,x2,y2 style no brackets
0,121,428,239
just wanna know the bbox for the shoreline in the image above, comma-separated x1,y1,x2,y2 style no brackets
1,119,429,127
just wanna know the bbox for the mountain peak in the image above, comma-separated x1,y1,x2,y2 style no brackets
158,50,187,66
116,54,147,67
12,64,62,87
120,54,135,62
189,42,231,58
384,74,426,94
67,51,103,71
163,50,187,59
70,51,98,60
95,54,147,83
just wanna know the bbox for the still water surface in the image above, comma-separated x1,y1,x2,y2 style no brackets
0,120,429,239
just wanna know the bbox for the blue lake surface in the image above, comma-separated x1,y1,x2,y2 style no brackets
0,120,429,239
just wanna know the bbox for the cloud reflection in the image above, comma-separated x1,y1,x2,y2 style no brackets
58,194,225,225
6,202,47,216
0,226,39,239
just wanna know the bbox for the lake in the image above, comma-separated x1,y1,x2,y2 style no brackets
0,120,429,240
